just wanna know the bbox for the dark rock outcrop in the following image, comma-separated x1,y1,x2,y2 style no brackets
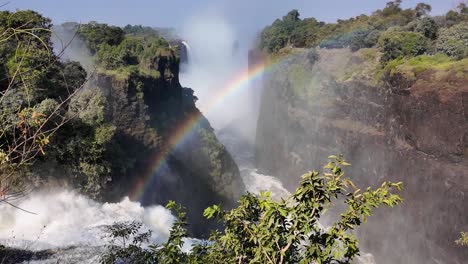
254,48,468,264
32,49,243,236
94,66,243,235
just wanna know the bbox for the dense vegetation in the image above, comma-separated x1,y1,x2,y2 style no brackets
0,10,87,196
0,9,237,204
259,1,468,57
100,157,402,264
2,5,446,264
259,1,468,97
74,22,174,79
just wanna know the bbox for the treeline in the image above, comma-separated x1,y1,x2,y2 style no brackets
259,1,468,62
0,10,90,194
67,22,177,78
0,11,187,199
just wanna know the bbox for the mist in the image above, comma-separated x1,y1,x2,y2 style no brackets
51,24,94,71
2,1,466,263
179,14,261,145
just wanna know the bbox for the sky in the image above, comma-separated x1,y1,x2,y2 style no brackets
2,0,457,38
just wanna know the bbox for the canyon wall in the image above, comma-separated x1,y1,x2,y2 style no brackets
255,48,468,264
31,47,243,236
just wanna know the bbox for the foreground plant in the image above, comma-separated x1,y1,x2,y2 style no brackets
0,10,89,203
456,232,468,246
101,156,403,264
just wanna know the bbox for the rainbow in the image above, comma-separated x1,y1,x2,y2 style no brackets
129,59,276,201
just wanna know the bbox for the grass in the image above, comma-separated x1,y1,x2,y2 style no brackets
378,53,468,83
97,66,161,80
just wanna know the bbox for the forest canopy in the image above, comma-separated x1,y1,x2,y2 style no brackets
258,0,468,63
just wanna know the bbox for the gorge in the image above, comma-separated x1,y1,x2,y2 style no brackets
1,1,468,263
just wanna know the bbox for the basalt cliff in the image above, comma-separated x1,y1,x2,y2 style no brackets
255,48,468,264
28,24,244,236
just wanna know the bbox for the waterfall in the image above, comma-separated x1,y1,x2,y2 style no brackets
180,40,191,67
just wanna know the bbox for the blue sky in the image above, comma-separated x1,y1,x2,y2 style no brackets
3,0,456,38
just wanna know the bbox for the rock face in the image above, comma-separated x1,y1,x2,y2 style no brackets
95,63,243,235
33,50,243,236
254,48,468,264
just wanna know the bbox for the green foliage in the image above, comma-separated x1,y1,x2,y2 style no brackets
258,1,426,54
56,89,135,197
259,10,302,53
0,10,52,45
152,201,190,264
197,156,402,264
123,24,160,37
101,156,403,264
1,10,216,203
350,29,381,51
100,221,153,264
456,232,468,246
378,30,428,63
414,17,438,39
379,53,468,89
415,3,432,17
89,27,170,77
385,53,453,73
77,22,124,54
256,0,467,82
381,0,403,17
436,22,468,59
0,10,87,188
53,22,181,197
460,3,468,15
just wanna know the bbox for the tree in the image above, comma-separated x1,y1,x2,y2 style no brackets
77,22,124,54
259,10,305,52
458,2,468,15
414,17,438,39
100,221,153,264
0,10,88,204
436,22,468,59
283,9,300,23
382,0,403,17
101,156,403,264
378,30,428,63
415,3,432,17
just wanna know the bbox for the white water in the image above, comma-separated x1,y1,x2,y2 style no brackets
0,168,288,263
0,192,175,249
0,26,290,261
181,41,191,54
0,191,176,263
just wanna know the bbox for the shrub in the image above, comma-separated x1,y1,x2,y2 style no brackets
414,17,439,40
100,221,153,264
77,22,125,54
349,29,381,51
96,35,169,71
100,156,403,264
436,22,468,59
456,232,468,246
378,30,428,63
